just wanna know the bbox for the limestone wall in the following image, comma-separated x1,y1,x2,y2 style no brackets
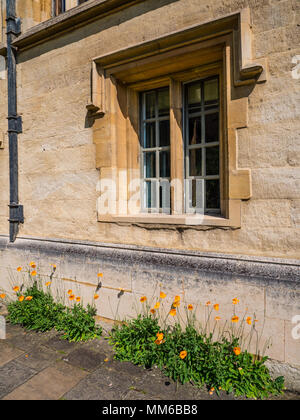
0,0,299,386
0,0,297,258
0,236,299,389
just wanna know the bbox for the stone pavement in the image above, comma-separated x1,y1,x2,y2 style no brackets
0,320,299,401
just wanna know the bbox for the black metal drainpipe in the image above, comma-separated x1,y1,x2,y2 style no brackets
6,0,23,242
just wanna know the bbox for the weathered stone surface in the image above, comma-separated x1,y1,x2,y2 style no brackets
0,360,37,399
15,345,60,371
0,342,24,367
3,360,87,400
66,347,106,371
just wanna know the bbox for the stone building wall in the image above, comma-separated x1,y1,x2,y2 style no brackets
0,0,298,258
0,0,299,386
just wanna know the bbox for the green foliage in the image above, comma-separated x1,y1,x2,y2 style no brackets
109,315,284,400
109,315,161,367
7,283,65,332
56,303,102,342
7,283,102,342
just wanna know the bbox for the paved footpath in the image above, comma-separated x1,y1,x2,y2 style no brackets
0,320,299,401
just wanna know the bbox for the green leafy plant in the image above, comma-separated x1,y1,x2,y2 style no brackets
7,283,65,332
109,315,284,400
56,303,102,342
7,275,102,342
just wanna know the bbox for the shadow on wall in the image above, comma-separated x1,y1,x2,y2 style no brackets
0,56,5,79
17,0,180,64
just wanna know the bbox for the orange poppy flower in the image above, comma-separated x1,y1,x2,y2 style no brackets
97,273,103,277
17,266,22,272
160,291,166,299
76,297,81,302
179,350,187,359
150,308,155,314
67,289,73,295
13,286,20,292
69,294,75,300
173,301,180,308
155,338,163,345
0,293,6,299
187,304,194,311
154,302,160,309
215,316,221,321
29,262,36,268
94,294,99,300
31,270,37,277
25,296,33,301
232,298,239,305
156,332,164,341
174,295,181,303
18,296,24,302
233,347,241,356
206,301,211,306
231,316,239,323
140,296,147,303
45,281,51,287
246,317,252,325
213,304,219,311
169,308,177,316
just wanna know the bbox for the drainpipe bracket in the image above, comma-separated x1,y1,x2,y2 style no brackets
6,16,21,37
8,203,24,224
7,115,22,134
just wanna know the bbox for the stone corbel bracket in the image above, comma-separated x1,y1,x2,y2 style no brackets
233,8,267,86
86,61,105,117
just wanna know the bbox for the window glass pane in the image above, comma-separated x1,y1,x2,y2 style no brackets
145,92,156,119
189,148,202,177
191,179,204,210
204,79,218,104
159,150,170,178
145,181,156,209
159,180,170,212
144,122,156,148
205,113,219,143
206,146,219,176
189,117,201,145
159,120,170,147
187,83,201,110
144,152,156,178
158,88,169,117
206,180,220,209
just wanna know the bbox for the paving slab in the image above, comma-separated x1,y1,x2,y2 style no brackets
4,328,52,352
66,347,107,371
63,382,127,400
14,345,61,371
3,360,88,400
44,335,80,353
0,341,24,367
123,389,161,400
0,360,37,399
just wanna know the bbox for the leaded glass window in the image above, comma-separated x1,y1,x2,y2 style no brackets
140,88,170,213
184,77,220,214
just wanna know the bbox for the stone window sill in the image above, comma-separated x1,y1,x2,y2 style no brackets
98,212,240,227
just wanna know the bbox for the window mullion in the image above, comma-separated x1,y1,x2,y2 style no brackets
170,78,184,215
